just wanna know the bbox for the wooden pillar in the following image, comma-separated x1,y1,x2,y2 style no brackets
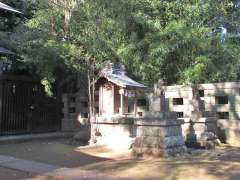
99,86,102,115
119,88,124,115
112,84,115,115
134,90,137,117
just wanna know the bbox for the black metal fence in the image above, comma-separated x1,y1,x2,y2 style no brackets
0,75,61,135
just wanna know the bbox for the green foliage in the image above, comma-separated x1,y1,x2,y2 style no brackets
115,0,240,85
4,0,240,90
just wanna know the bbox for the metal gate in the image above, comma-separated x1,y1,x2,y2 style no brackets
0,75,61,135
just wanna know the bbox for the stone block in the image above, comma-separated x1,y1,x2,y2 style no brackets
143,112,166,119
199,82,240,90
165,90,192,99
163,136,185,148
227,128,240,146
200,131,218,141
62,119,81,132
134,137,165,148
230,104,240,112
69,113,78,119
229,112,240,120
153,82,240,147
74,126,90,142
62,109,69,114
69,102,76,107
203,111,217,117
132,147,165,157
133,118,187,157
90,122,136,149
166,126,182,137
166,146,187,156
181,120,218,147
137,126,168,137
95,116,134,124
62,94,68,101
177,111,191,118
137,126,182,137
151,147,165,156
171,105,190,112
204,89,234,96
216,119,240,145
190,111,203,121
204,96,215,104
148,95,161,112
215,104,230,112
133,141,187,157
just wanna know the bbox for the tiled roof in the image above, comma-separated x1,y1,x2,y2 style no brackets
0,47,14,55
0,2,22,14
99,62,147,89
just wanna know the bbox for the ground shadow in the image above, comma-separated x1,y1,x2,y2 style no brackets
0,138,109,168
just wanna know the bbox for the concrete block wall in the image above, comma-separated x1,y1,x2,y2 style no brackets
61,93,89,132
154,82,240,146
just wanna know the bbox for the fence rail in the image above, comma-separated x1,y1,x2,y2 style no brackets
0,76,61,135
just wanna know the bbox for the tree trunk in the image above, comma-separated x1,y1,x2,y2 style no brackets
64,8,71,38
51,17,56,35
92,65,95,119
88,70,92,121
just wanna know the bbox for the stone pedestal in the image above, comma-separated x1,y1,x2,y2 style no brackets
132,113,187,157
132,93,186,157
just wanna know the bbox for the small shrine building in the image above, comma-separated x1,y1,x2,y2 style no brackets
96,62,147,118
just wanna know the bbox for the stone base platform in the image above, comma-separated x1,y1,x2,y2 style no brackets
132,119,187,157
90,116,136,150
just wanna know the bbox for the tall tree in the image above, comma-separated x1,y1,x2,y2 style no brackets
9,0,240,93
115,0,240,85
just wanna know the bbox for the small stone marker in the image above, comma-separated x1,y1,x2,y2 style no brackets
185,86,219,148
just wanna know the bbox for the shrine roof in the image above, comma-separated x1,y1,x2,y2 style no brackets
98,62,147,89
0,2,22,14
0,47,14,55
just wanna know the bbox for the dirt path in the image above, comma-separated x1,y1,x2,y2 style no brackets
0,167,35,180
0,139,239,179
75,145,240,179
0,138,108,168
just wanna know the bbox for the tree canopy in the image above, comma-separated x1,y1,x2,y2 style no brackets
2,0,240,89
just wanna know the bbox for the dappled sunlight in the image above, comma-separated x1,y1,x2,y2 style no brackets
80,157,221,179
0,139,240,179
75,145,132,160
91,122,135,150
77,145,240,179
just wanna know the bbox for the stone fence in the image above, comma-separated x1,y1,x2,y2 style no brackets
61,81,240,147
61,93,89,132
153,81,240,146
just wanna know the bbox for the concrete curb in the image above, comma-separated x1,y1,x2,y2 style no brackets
0,155,60,174
0,155,130,180
0,132,75,144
